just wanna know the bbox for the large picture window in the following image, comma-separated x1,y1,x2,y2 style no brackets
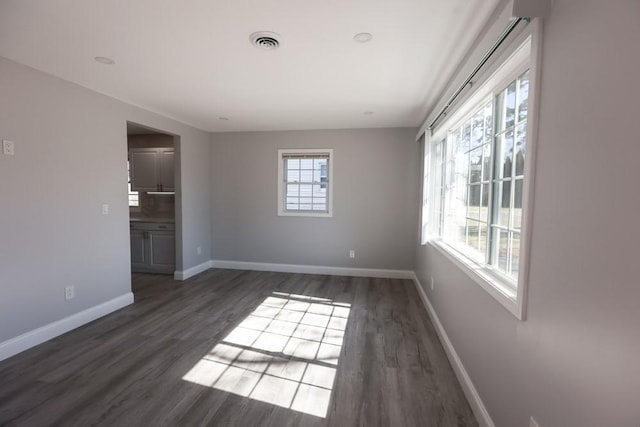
442,70,529,278
422,38,534,317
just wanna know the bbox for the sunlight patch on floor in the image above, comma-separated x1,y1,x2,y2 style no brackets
182,291,350,418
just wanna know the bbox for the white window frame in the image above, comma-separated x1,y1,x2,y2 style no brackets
277,148,333,218
422,138,446,244
422,30,540,320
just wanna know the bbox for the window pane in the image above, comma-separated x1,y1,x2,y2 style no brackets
471,110,484,149
287,159,300,169
482,144,492,181
449,130,459,156
456,177,467,206
518,70,530,122
312,184,326,195
314,158,327,169
287,169,300,182
510,233,521,280
455,151,469,189
479,222,488,257
515,123,526,176
484,102,493,144
480,183,489,222
466,219,480,251
300,159,313,169
287,184,299,196
468,185,481,219
312,204,326,211
498,130,514,179
299,184,312,197
461,122,471,153
469,147,482,183
505,81,517,129
451,215,466,248
497,230,509,272
513,179,523,230
300,169,313,182
499,180,511,227
299,204,312,210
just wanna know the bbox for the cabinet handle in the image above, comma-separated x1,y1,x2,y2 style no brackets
160,184,163,192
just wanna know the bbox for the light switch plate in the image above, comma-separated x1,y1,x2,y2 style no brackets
102,204,109,215
3,140,15,156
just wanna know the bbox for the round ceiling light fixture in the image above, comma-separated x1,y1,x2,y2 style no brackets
249,31,281,50
363,111,374,115
353,32,373,43
218,117,229,121
94,56,115,65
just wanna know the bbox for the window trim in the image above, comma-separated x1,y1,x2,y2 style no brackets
421,25,541,320
127,157,141,212
277,148,334,218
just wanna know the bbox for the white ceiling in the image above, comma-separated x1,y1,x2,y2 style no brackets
0,0,499,132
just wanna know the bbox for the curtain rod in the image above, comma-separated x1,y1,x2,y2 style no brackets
427,17,528,134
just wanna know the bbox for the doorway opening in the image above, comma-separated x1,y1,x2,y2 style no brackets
126,122,181,276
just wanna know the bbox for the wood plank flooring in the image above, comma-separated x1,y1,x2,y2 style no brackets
0,269,478,427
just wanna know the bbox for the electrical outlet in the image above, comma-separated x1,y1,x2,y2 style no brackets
65,286,75,300
530,416,540,427
349,249,355,259
3,140,15,156
101,204,109,215
430,276,435,291
197,246,202,255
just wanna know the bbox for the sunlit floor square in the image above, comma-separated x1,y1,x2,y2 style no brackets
182,291,351,418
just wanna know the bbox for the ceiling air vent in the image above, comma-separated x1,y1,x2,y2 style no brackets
250,31,280,50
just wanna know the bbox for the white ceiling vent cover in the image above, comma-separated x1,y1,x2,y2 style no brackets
250,31,281,50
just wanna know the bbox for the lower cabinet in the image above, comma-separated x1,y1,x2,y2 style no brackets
130,221,175,274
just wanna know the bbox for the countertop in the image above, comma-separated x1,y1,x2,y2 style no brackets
129,216,175,223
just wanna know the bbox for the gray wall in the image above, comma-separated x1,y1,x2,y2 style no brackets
415,1,640,426
0,57,212,343
210,129,419,270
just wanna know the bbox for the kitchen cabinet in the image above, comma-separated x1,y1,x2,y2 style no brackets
130,148,174,192
130,221,175,274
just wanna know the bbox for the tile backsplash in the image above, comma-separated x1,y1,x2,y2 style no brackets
134,192,175,218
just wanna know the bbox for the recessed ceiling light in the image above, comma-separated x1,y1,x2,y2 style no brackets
364,111,374,115
353,33,373,43
218,117,229,121
94,56,115,65
250,31,281,50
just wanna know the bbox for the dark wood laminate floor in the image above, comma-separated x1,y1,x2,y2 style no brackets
0,270,478,427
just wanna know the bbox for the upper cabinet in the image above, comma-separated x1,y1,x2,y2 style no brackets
130,148,174,192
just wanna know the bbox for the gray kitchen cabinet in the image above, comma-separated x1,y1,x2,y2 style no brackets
130,148,174,192
130,221,175,274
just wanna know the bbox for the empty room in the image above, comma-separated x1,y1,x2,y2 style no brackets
1,0,639,426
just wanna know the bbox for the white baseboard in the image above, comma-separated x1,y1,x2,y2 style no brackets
211,259,415,279
0,292,134,362
174,260,214,280
411,273,495,427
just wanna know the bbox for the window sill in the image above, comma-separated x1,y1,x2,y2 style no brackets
428,240,524,320
277,211,332,218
